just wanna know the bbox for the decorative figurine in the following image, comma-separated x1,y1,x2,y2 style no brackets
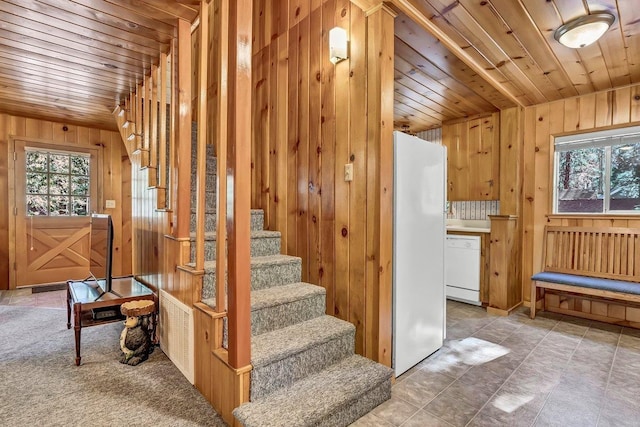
119,300,155,366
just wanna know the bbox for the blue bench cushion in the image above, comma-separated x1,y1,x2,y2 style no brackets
532,272,640,296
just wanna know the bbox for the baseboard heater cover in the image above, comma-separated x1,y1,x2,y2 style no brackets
159,290,194,384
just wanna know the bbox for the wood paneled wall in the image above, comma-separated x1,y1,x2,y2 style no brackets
0,113,132,289
130,150,170,289
522,84,640,302
442,112,500,201
250,0,395,362
499,107,523,217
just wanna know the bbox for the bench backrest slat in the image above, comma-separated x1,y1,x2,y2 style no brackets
543,226,640,283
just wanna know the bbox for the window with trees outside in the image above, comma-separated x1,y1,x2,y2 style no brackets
25,148,91,216
554,126,640,214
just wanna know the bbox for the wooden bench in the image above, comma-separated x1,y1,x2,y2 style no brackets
530,226,640,325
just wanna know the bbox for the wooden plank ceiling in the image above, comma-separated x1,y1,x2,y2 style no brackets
394,0,640,133
0,1,639,133
0,0,198,131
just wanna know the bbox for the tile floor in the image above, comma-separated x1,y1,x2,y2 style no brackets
353,300,640,427
4,290,640,426
0,287,66,309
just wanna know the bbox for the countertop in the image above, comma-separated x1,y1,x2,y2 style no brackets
445,219,491,234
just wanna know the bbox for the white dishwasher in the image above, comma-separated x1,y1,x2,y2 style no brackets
445,234,481,305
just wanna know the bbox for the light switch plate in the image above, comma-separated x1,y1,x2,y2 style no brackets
105,199,116,209
344,163,353,182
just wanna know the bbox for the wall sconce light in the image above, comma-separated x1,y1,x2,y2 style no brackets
329,27,348,64
554,12,615,48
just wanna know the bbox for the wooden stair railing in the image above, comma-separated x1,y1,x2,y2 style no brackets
172,18,193,242
194,0,208,275
114,63,170,210
225,0,253,370
149,64,159,188
216,0,229,314
112,17,191,294
158,52,168,209
192,2,253,423
113,3,253,420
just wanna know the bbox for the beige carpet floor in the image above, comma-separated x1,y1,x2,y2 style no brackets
0,305,226,427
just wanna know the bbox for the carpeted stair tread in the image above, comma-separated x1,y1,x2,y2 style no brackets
201,254,300,272
189,230,281,241
201,282,326,339
200,297,216,308
191,208,264,215
199,282,325,318
233,354,393,427
251,315,353,368
185,135,393,421
189,229,281,261
250,282,326,336
198,254,302,299
250,282,324,311
190,209,264,232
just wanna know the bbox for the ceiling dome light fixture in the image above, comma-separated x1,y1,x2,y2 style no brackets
554,12,615,48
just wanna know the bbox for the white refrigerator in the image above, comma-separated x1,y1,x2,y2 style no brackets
392,131,446,377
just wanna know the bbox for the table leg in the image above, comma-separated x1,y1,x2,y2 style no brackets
67,285,72,329
74,303,82,366
151,310,158,345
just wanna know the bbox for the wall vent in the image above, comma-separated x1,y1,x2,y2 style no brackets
158,289,194,384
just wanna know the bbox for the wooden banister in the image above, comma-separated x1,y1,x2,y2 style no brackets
194,0,209,271
142,75,150,166
216,0,229,314
158,51,168,208
168,42,176,213
172,18,193,239
134,82,143,152
150,64,159,186
226,0,253,370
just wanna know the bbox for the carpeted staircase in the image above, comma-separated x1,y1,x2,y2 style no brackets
188,144,392,426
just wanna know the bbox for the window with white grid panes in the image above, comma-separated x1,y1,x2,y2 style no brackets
25,148,91,216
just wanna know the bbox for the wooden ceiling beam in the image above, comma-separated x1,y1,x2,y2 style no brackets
419,0,541,105
392,0,525,107
454,0,560,103
394,12,516,109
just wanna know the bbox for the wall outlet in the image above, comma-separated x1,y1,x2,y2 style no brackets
344,163,353,182
105,199,116,209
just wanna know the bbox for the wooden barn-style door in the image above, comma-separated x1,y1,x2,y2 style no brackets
10,139,98,287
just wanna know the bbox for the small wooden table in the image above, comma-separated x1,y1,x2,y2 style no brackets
66,277,156,366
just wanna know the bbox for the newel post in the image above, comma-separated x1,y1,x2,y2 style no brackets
226,0,253,369
172,18,193,239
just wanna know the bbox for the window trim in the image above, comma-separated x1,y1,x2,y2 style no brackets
553,125,640,215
